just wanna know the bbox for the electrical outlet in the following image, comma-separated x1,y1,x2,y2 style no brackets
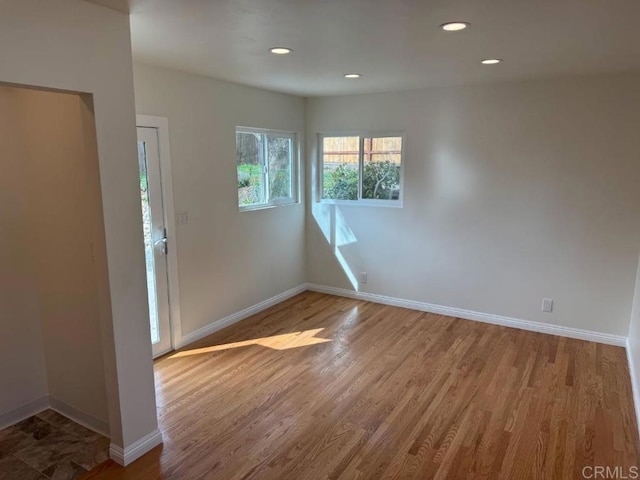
360,272,368,284
176,211,189,225
542,298,553,313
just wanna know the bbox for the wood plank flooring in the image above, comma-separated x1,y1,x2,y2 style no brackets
81,292,639,479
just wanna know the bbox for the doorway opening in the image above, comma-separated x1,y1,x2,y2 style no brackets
0,83,112,477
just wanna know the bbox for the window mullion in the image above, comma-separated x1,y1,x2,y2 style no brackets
358,136,364,201
263,134,269,204
289,137,294,201
318,135,324,201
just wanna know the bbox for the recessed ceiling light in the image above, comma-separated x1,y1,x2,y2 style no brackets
344,73,362,79
270,47,292,55
440,22,470,31
481,58,502,65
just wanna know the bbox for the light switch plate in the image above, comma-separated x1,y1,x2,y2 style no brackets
176,212,189,225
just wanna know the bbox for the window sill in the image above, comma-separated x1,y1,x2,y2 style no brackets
318,199,403,208
239,200,299,212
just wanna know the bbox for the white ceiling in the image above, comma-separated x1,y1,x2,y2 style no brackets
87,0,640,97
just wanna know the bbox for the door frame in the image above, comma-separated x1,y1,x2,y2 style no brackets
137,114,182,356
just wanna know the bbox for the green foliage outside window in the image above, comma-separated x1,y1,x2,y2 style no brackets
237,163,263,205
268,136,291,199
323,165,358,200
270,170,290,199
362,161,400,200
323,161,400,200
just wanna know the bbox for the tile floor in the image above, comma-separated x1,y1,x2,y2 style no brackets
0,410,109,480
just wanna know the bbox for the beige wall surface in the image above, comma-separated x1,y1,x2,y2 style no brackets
0,85,110,428
0,0,158,449
306,74,640,336
16,87,110,426
0,88,49,418
133,63,306,338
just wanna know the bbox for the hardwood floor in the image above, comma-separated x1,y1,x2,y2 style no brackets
81,292,639,479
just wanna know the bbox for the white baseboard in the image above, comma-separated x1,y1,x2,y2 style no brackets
177,282,626,349
1,397,160,466
109,428,163,466
626,339,640,438
48,395,110,438
0,396,49,430
306,283,627,347
0,395,109,438
177,284,308,348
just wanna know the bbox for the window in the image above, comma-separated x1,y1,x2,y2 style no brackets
320,134,403,205
236,127,297,209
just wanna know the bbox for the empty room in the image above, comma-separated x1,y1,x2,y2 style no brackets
1,0,640,479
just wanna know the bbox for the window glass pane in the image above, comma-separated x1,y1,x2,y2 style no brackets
322,136,359,200
236,132,265,206
362,137,402,200
268,135,293,200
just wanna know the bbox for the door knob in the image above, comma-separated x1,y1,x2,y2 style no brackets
154,229,168,255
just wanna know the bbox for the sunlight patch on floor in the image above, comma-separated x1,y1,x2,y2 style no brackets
169,328,332,358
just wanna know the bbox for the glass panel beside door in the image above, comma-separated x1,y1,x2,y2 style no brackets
137,126,172,357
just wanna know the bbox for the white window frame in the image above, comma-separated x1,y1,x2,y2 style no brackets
317,132,405,208
236,126,299,211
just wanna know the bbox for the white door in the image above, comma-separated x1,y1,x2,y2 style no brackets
137,127,172,357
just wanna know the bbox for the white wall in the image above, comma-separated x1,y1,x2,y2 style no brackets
628,256,640,427
133,63,306,339
0,0,158,454
306,73,640,336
